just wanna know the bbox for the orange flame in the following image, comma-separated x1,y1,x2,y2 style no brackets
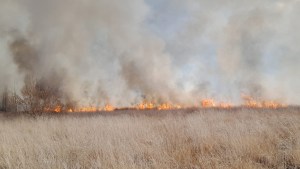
157,103,181,110
136,101,155,110
242,95,286,109
43,95,287,113
54,106,62,113
104,104,115,111
201,99,216,108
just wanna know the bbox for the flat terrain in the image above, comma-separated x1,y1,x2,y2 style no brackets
0,108,300,169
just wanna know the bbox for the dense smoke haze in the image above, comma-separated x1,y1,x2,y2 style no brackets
0,0,300,107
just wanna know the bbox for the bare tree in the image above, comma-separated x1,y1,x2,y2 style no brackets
17,76,63,115
1,88,8,112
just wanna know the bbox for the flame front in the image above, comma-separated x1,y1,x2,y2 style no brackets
201,99,233,108
136,101,155,110
44,96,287,113
157,103,181,110
201,99,216,108
104,104,115,111
242,95,286,109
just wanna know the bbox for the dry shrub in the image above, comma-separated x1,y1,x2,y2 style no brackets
16,76,63,115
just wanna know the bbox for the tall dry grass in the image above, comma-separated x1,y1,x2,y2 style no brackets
0,108,300,169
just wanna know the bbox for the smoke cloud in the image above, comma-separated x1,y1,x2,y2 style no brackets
0,0,299,107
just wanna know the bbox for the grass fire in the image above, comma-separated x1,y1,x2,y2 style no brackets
1,0,300,168
47,97,286,113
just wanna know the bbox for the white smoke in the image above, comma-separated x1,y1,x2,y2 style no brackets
0,0,299,106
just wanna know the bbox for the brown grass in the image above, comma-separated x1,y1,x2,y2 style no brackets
0,108,300,169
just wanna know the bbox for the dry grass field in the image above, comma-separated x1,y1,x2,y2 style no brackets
0,108,300,169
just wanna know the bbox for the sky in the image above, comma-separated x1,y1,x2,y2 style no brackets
0,0,300,106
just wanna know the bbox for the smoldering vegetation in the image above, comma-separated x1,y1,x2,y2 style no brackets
0,108,300,169
0,0,300,109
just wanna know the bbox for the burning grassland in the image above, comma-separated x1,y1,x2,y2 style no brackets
45,97,286,113
1,0,300,114
0,82,287,114
0,108,300,169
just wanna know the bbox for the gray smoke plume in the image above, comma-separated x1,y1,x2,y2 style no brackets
0,0,300,107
